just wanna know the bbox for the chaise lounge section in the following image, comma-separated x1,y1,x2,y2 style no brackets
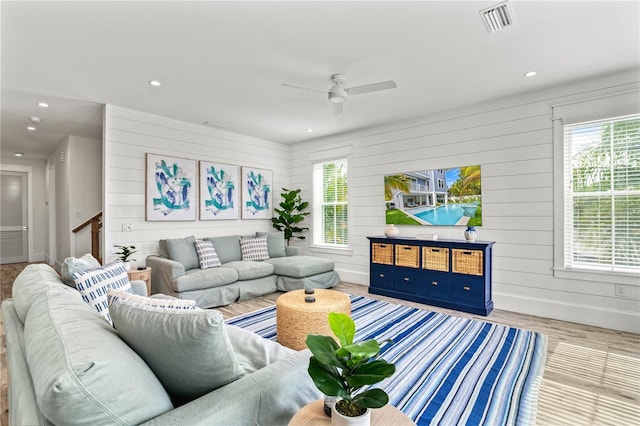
146,232,340,308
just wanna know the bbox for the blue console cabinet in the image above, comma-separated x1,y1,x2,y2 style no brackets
367,236,495,316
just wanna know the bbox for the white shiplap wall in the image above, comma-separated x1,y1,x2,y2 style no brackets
103,105,289,267
290,69,640,333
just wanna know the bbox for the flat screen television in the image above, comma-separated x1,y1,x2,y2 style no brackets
384,165,482,226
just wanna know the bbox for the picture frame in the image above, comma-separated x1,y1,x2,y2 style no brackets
145,153,197,221
199,161,239,220
241,166,273,220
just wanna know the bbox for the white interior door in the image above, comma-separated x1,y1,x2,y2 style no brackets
1,171,29,264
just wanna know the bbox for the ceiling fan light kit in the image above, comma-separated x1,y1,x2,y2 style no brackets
284,73,397,113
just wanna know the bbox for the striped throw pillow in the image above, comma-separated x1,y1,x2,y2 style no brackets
240,236,269,261
107,289,198,312
72,261,132,325
194,239,222,269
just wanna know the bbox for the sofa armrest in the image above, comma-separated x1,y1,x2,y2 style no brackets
1,300,45,426
285,246,302,256
130,280,148,297
146,256,186,295
141,350,321,426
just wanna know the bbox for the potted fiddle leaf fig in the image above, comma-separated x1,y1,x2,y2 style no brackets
306,312,396,426
114,244,137,270
272,188,309,245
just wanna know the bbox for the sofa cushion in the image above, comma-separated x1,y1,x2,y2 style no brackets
174,267,239,292
24,286,173,425
265,256,335,278
224,260,275,281
209,235,242,263
72,261,132,325
240,236,270,261
164,235,199,270
194,239,222,269
12,264,69,323
60,253,101,287
109,298,242,399
226,324,295,375
256,231,287,258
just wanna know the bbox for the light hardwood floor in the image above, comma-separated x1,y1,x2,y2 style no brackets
1,263,639,425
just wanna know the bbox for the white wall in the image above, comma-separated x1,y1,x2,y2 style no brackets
289,69,640,333
0,156,47,262
103,105,290,268
49,135,102,267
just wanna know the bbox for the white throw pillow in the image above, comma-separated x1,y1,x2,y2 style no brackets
72,261,132,325
194,239,222,269
240,236,269,261
107,289,198,311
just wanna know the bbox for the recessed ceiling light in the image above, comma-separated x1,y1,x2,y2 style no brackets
14,152,24,157
306,128,313,133
27,126,36,131
29,116,42,123
524,71,537,77
37,102,49,108
149,80,161,87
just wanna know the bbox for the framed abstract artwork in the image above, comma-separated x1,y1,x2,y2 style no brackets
199,161,239,220
241,166,273,219
145,153,197,221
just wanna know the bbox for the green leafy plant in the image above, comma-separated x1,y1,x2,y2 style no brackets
306,312,396,418
272,188,310,245
114,244,137,262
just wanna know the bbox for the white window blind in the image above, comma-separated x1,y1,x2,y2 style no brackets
312,159,348,247
563,114,640,273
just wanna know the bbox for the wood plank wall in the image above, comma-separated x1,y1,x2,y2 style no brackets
103,105,290,266
289,69,640,333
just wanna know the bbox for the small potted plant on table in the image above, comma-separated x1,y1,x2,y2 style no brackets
114,244,137,270
306,312,396,426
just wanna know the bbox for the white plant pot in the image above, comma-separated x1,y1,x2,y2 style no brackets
331,403,371,426
123,261,131,271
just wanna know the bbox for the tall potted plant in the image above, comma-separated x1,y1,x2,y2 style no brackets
272,188,309,245
306,313,396,426
114,244,137,270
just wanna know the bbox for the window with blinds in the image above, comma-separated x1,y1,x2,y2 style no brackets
563,114,640,273
312,158,348,247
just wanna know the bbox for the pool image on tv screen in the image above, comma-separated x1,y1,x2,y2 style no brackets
384,165,482,226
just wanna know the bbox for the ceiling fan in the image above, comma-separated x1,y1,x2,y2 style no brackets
283,74,397,114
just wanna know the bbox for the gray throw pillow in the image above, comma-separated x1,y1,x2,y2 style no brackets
109,297,242,399
256,231,287,258
164,235,199,270
60,253,102,286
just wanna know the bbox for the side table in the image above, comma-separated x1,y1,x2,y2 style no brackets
276,289,351,350
127,267,152,296
289,399,415,426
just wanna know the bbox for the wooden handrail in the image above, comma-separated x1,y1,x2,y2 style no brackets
72,211,102,263
72,211,102,233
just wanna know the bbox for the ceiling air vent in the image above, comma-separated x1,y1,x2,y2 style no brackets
479,1,517,33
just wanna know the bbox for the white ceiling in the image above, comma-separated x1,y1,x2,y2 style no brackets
2,1,639,160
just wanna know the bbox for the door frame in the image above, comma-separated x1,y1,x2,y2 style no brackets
0,163,34,262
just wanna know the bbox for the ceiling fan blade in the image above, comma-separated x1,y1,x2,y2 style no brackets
332,102,343,115
282,83,328,94
346,80,397,96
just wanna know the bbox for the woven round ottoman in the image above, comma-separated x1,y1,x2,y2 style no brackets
276,289,351,350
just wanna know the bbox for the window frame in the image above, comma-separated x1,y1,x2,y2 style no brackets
309,148,352,254
552,90,640,285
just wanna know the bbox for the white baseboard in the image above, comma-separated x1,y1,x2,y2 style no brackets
335,268,368,286
337,269,639,334
495,292,640,334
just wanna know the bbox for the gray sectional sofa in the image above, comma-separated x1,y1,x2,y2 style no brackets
146,232,340,308
2,263,322,425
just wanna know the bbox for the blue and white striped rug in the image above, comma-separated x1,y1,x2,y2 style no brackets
227,294,547,426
